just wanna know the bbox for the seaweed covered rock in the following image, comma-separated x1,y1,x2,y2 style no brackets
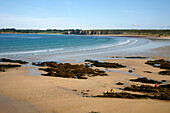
145,59,170,69
130,77,162,84
124,84,170,100
97,84,170,100
124,85,159,93
32,61,58,67
116,82,124,85
0,58,28,64
0,64,21,72
128,70,133,73
124,56,148,59
85,59,126,68
159,71,170,75
96,92,148,99
112,56,148,59
35,62,108,79
143,71,152,73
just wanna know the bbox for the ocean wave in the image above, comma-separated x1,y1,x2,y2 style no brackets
51,39,133,53
78,39,131,51
127,40,138,46
0,48,64,55
51,39,132,53
0,38,138,56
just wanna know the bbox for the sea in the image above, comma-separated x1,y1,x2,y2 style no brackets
0,34,170,62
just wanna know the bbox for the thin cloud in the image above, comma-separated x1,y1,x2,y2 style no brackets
132,24,140,27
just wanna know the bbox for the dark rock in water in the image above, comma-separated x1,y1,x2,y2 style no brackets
111,56,148,59
116,82,124,85
89,111,100,113
96,84,170,100
128,70,133,73
123,84,170,100
32,61,57,67
96,92,148,99
159,84,170,88
34,62,108,79
146,59,170,75
0,64,21,72
112,56,122,58
161,80,167,82
85,59,126,68
0,58,28,64
124,85,159,93
144,71,152,73
72,89,77,91
159,71,170,75
130,77,162,84
124,56,148,59
145,59,170,69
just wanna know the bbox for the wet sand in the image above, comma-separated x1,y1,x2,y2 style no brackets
0,94,38,113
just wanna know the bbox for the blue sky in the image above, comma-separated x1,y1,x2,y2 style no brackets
0,0,170,29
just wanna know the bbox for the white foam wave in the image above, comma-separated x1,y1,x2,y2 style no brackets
0,48,64,55
0,39,138,56
127,40,138,46
53,39,131,54
79,39,131,51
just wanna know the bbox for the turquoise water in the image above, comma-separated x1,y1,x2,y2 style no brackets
0,34,169,62
0,34,131,54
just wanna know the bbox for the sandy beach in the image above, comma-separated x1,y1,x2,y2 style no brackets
0,36,170,113
0,60,170,112
1,0,170,112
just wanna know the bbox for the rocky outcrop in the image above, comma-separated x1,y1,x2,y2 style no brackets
130,77,162,84
0,58,28,64
145,59,170,69
96,84,170,100
123,84,170,100
32,62,108,79
85,59,126,68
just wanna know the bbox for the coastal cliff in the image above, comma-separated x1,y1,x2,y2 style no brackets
65,29,170,37
1,28,170,37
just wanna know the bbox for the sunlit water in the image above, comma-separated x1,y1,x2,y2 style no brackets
0,34,170,62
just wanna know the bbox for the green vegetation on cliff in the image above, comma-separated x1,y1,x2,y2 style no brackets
1,28,170,37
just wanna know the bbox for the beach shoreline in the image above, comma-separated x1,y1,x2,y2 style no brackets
1,33,170,63
0,35,170,113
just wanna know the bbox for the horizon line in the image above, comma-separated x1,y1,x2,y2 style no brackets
1,27,170,30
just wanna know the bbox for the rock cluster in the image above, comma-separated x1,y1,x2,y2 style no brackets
97,92,148,99
116,82,124,85
0,64,21,72
124,84,170,100
145,59,170,69
0,58,28,64
97,84,170,100
159,71,170,75
33,62,108,79
130,77,162,84
112,56,148,59
85,59,126,68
